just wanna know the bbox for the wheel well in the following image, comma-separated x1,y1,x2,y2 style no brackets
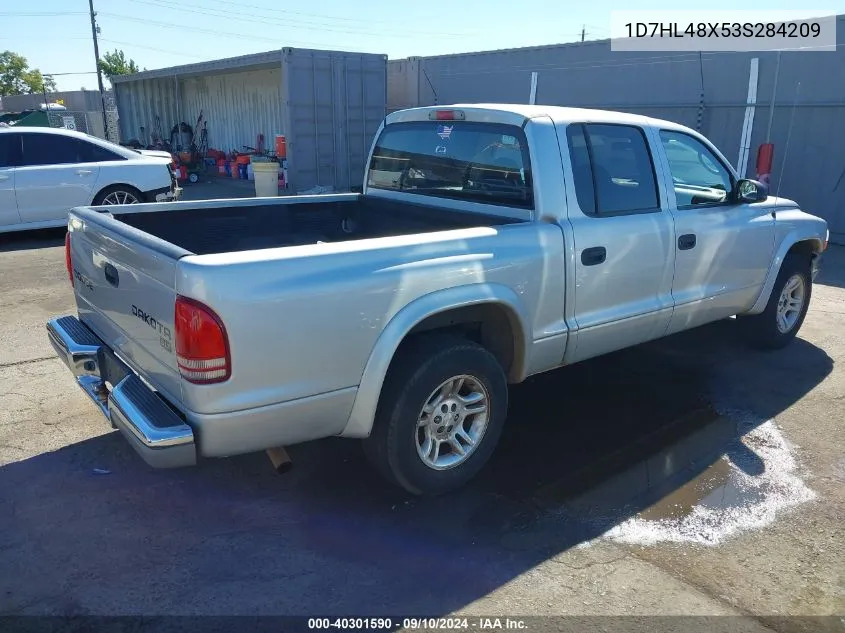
398,303,524,381
93,183,142,203
787,239,821,262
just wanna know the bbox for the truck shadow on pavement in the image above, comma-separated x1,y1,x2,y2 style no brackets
0,319,833,616
0,228,66,253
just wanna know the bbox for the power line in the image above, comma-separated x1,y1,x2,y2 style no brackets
99,38,207,60
188,0,465,29
0,11,86,16
97,12,326,46
123,0,473,38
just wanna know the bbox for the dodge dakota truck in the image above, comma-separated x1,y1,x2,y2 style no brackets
47,104,829,495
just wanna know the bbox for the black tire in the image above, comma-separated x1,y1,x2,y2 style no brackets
739,253,812,350
363,333,508,495
92,184,143,206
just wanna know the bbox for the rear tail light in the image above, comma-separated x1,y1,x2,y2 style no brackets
174,296,231,384
65,232,74,286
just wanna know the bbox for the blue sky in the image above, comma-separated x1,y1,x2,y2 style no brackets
3,0,843,90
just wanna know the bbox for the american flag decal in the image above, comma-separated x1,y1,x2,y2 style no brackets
437,125,453,140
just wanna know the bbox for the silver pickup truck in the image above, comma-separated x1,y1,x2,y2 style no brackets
48,104,829,495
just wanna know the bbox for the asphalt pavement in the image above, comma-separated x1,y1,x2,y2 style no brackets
0,229,842,632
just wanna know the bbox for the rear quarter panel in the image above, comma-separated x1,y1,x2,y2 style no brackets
93,159,171,199
176,222,567,415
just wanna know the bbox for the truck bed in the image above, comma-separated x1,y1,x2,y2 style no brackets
116,196,523,255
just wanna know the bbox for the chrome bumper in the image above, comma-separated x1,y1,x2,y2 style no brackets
46,316,196,468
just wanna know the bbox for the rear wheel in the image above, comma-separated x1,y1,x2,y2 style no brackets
93,185,142,206
739,253,812,350
363,334,508,495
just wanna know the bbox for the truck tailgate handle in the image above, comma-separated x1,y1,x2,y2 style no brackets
104,263,120,287
581,246,606,266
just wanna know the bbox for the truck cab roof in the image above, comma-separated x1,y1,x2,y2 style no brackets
386,103,693,134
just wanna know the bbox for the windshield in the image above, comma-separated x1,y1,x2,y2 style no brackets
368,121,533,209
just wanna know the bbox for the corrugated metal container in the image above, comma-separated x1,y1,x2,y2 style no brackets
388,14,845,243
180,67,283,154
112,48,387,193
281,48,387,193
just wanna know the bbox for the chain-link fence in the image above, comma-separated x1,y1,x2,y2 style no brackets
45,108,120,142
46,111,92,134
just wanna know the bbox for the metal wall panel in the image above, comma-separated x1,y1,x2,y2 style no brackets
179,66,284,154
0,90,106,113
114,78,180,145
282,48,387,193
389,15,845,242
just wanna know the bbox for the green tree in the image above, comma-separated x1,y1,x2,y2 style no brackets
99,49,140,82
0,51,56,96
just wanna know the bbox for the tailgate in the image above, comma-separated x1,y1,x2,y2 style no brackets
68,209,190,409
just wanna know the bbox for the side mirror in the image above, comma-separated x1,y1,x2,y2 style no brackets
736,178,767,203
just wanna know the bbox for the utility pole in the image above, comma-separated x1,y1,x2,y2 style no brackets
88,0,109,140
581,25,586,42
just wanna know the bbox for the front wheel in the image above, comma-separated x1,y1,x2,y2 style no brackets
363,334,508,495
739,253,812,350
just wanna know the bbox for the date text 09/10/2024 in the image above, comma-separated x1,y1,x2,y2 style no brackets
307,618,528,630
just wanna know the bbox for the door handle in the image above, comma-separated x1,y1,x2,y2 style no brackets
76,169,93,176
678,234,697,250
581,246,607,266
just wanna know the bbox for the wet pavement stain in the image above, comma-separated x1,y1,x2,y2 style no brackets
637,457,741,521
552,411,817,546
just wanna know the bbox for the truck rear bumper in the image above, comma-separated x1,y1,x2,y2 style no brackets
46,315,196,469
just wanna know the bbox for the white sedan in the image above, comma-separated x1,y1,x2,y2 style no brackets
0,126,180,234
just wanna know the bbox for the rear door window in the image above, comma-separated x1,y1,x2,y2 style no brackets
567,123,660,216
21,133,95,167
368,121,533,209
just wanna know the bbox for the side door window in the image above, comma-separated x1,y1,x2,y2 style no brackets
0,133,22,168
659,130,734,208
21,134,93,167
566,123,660,216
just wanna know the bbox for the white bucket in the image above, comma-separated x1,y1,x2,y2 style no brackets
252,161,279,197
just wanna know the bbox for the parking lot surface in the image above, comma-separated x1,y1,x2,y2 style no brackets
0,230,842,631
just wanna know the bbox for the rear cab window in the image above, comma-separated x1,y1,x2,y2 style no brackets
368,121,534,209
